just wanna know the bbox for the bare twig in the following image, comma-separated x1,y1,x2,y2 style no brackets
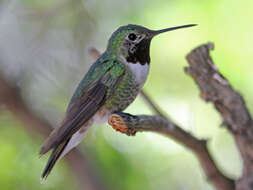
88,48,101,60
29,0,77,20
185,43,253,190
139,90,166,117
89,47,235,190
0,73,106,190
112,112,235,190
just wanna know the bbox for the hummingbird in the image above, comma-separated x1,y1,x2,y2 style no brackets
39,23,196,180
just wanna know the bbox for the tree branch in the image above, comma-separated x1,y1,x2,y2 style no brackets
89,47,235,190
0,72,106,190
185,43,253,190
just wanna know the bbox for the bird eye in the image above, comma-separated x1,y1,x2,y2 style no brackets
128,33,137,41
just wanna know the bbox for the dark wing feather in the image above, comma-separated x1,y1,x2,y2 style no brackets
40,83,108,179
60,82,108,138
40,82,107,155
40,62,125,155
41,138,71,180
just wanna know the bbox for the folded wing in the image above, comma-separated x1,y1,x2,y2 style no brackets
40,60,125,155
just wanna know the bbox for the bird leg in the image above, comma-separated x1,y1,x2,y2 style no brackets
108,112,137,136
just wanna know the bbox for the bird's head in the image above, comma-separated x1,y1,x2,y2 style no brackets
106,24,196,65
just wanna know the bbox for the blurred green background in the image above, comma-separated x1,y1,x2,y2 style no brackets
0,0,252,189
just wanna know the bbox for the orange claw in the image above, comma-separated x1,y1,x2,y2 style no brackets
108,114,136,136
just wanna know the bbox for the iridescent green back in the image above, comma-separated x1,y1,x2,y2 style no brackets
67,52,114,108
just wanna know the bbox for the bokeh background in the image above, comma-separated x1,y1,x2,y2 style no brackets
0,0,252,189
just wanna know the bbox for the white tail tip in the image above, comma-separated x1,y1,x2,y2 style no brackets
40,177,46,184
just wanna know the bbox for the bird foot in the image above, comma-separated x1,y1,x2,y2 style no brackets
108,114,136,136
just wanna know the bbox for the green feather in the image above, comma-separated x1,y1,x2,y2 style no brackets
68,52,125,107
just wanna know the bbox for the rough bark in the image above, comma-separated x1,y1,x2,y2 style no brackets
185,43,253,190
90,47,235,190
109,112,235,190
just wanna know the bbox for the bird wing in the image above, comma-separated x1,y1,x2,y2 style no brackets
40,59,125,155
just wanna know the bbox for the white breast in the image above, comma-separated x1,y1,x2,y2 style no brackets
125,62,150,87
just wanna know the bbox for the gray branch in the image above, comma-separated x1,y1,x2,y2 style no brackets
185,43,253,190
89,47,235,190
109,112,235,190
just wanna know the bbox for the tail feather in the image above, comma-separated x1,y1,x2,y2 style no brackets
41,138,70,181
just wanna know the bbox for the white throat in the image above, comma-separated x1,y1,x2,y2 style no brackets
126,61,150,87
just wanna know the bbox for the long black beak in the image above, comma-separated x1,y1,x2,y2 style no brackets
151,24,197,36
